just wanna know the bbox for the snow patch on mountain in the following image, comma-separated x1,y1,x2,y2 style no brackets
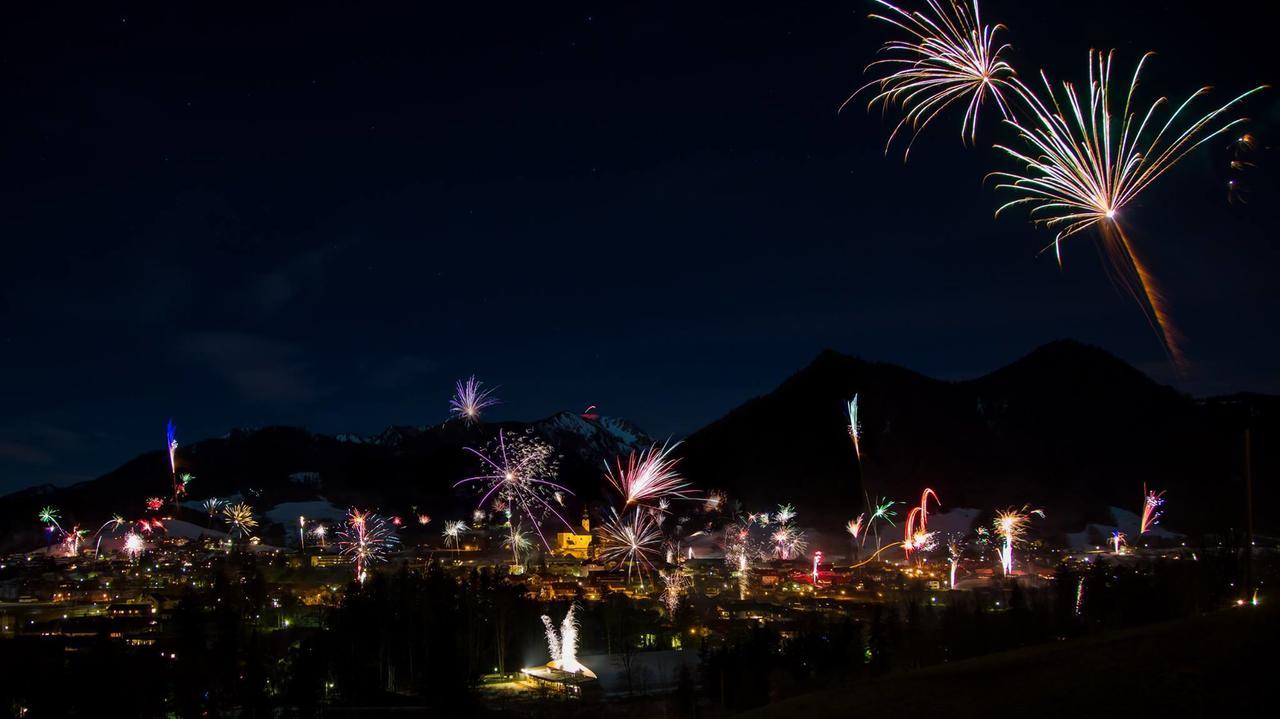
265,499,347,526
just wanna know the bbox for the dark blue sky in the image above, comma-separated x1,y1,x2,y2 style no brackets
2,1,1277,493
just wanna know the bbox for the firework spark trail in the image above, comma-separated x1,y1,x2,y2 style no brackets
948,539,962,589
846,395,863,462
606,442,694,507
849,540,905,568
902,488,940,559
337,509,400,583
449,375,499,424
90,515,127,557
312,524,327,547
849,0,1016,159
993,505,1044,576
1139,485,1166,534
992,51,1267,367
166,418,178,477
1111,530,1126,554
457,429,574,549
597,507,662,584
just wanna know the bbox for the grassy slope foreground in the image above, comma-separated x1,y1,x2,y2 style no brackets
742,606,1278,718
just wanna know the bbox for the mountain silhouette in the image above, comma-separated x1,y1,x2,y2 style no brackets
1,340,1273,551
678,340,1276,536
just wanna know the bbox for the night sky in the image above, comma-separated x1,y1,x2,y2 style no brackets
2,1,1277,493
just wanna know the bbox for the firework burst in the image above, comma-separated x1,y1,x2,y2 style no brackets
773,503,797,526
993,505,1044,576
850,0,1016,159
606,442,693,507
1111,530,1126,554
847,514,865,540
597,507,662,584
337,509,401,583
505,524,533,565
661,569,689,613
1139,485,1166,534
770,525,808,561
704,490,727,512
449,375,499,424
123,532,146,560
992,51,1266,366
37,506,62,532
442,520,468,553
201,498,223,519
847,514,866,562
456,429,573,549
222,502,258,539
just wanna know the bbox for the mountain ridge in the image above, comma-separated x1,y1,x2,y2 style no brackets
1,339,1274,551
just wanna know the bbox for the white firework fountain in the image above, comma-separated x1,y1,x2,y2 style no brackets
524,603,596,685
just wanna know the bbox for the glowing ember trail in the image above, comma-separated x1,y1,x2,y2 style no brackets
846,395,863,462
1111,530,1126,554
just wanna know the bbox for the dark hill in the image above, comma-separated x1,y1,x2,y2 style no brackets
678,340,1277,534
